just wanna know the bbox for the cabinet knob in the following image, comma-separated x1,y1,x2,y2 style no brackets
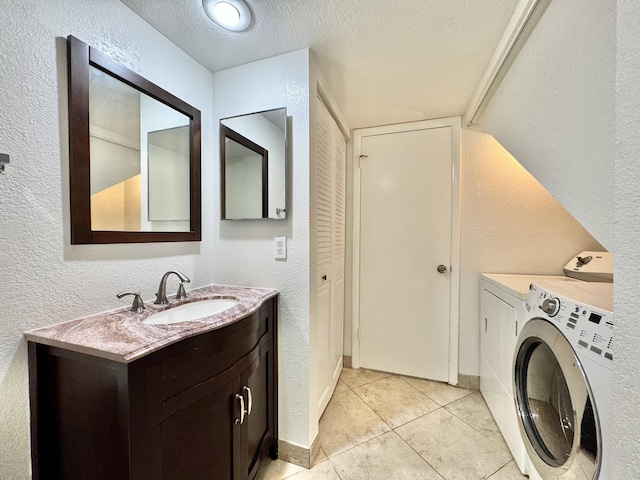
437,265,447,274
235,394,245,424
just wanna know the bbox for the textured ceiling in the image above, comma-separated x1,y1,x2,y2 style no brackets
120,0,518,129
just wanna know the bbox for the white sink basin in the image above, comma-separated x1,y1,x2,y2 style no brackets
143,298,239,325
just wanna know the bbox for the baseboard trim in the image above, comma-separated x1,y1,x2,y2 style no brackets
278,434,321,469
457,374,480,390
343,355,352,368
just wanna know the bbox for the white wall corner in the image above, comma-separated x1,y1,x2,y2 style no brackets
464,0,552,126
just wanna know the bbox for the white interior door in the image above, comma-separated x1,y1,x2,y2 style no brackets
359,126,452,381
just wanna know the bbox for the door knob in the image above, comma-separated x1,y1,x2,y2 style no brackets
437,265,447,274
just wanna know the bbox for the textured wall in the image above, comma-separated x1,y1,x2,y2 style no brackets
458,128,603,376
479,0,615,250
212,50,312,448
0,1,214,477
613,0,640,476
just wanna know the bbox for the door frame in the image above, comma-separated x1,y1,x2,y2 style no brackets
350,117,461,385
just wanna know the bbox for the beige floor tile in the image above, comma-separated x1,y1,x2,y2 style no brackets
402,376,473,406
334,379,349,393
486,460,528,479
396,408,512,480
319,389,391,457
286,459,342,480
330,431,444,480
311,446,328,466
483,429,512,453
256,459,306,480
444,391,501,437
353,376,440,428
339,367,392,389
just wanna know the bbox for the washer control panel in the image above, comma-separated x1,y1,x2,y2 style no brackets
526,283,613,369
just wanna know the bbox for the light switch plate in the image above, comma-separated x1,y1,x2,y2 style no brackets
274,236,287,259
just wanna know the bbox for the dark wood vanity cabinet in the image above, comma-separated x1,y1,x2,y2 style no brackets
28,297,278,480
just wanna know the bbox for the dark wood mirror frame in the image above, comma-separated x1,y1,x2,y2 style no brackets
67,35,202,244
220,124,269,219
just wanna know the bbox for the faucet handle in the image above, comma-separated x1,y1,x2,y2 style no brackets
176,282,188,300
117,292,145,314
176,273,190,300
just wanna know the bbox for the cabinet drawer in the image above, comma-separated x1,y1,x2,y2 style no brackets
159,341,266,422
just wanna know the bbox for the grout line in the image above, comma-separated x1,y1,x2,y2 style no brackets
442,392,507,443
323,429,391,460
399,374,475,407
484,459,521,479
389,405,444,430
340,373,394,390
391,427,447,480
395,375,445,406
325,456,346,480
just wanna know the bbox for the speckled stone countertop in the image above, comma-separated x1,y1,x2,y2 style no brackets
24,284,278,363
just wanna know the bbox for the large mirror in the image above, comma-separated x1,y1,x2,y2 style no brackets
221,108,287,220
67,36,201,244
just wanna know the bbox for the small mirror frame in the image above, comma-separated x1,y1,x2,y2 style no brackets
220,108,287,220
67,35,202,244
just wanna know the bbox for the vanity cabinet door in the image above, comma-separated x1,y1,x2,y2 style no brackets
158,376,240,480
143,298,277,480
151,343,272,480
154,340,274,480
239,346,271,479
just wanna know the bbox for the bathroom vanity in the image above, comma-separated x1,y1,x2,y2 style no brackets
25,285,278,480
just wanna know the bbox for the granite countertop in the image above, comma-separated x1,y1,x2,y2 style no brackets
24,284,278,363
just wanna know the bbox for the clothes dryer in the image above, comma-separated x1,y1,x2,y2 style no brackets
480,274,581,474
514,281,613,480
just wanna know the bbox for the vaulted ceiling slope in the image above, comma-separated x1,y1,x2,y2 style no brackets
121,0,518,129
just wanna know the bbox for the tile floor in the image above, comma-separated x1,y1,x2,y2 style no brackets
257,368,528,480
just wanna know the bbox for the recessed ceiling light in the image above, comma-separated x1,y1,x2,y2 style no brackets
203,0,252,32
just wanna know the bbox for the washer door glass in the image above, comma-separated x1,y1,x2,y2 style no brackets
515,321,599,479
522,342,574,465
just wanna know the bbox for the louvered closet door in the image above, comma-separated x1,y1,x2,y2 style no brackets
316,97,346,417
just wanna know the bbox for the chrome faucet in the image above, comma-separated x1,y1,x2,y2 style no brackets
154,271,190,305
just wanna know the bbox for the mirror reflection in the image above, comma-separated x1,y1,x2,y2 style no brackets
221,108,287,220
89,66,191,232
67,35,201,244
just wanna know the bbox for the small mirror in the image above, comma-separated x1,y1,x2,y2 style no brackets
221,108,287,219
68,36,201,243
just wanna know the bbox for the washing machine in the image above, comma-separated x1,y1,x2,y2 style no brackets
480,274,582,474
514,280,613,479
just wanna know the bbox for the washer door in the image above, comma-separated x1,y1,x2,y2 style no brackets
514,319,600,479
